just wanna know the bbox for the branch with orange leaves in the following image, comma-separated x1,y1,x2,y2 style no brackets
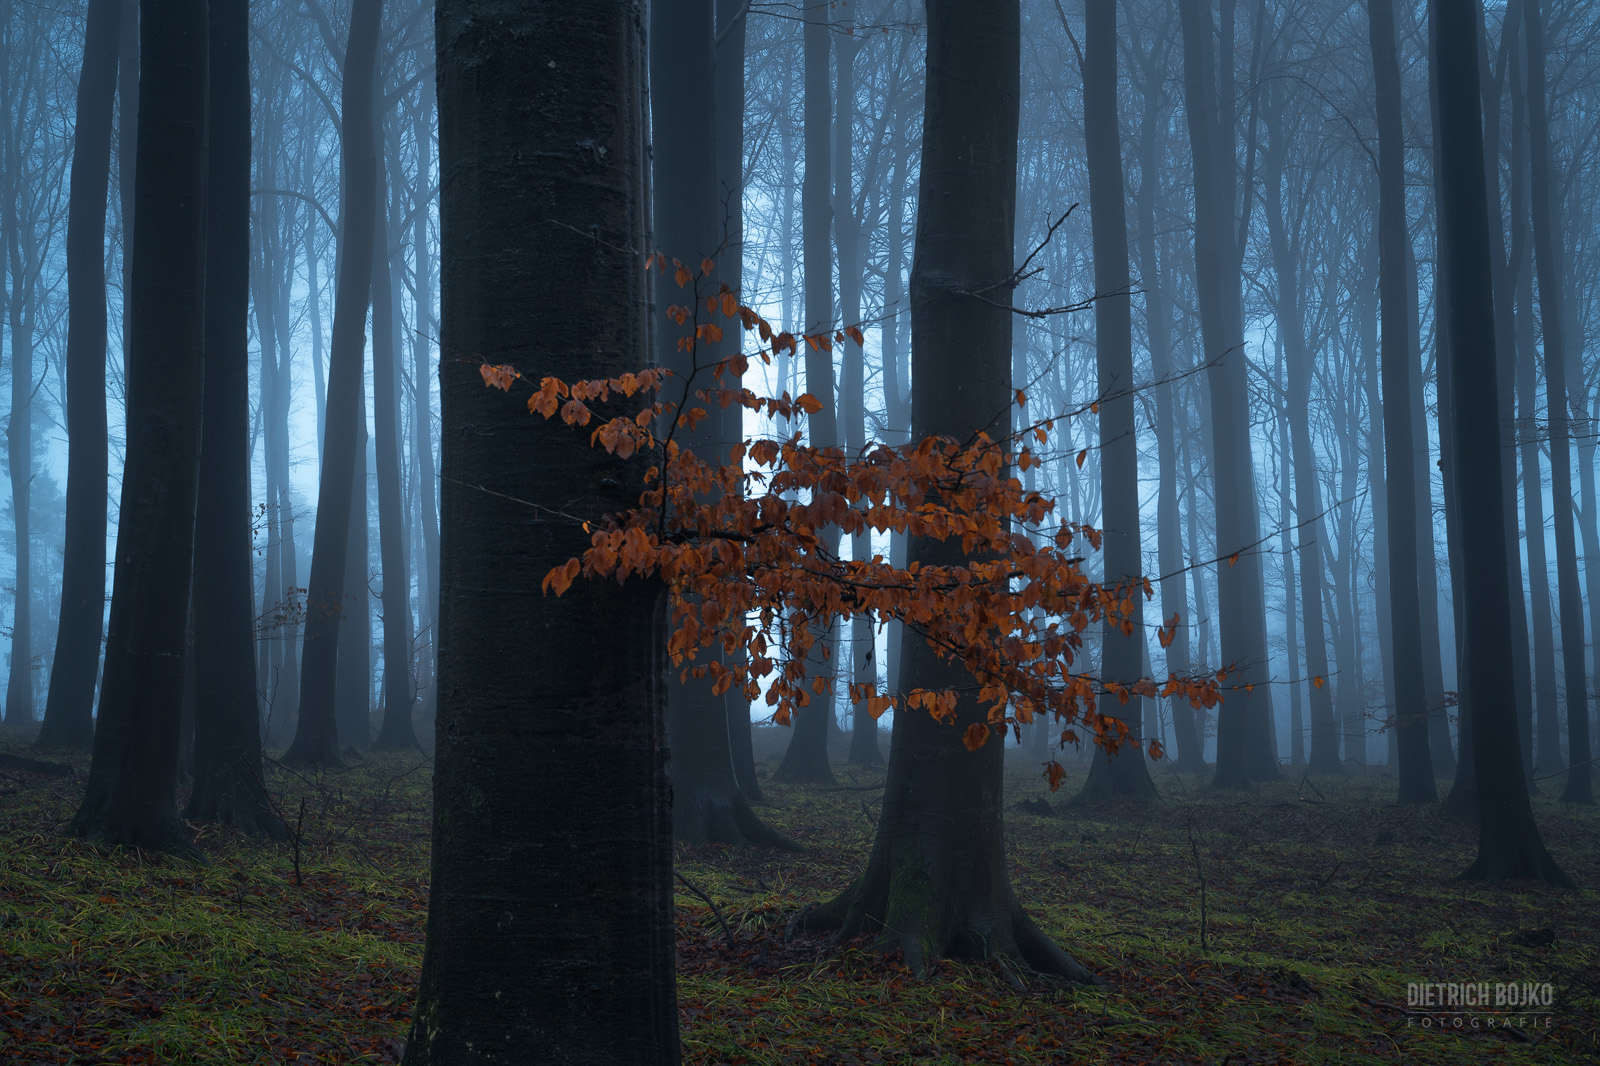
479,253,1224,790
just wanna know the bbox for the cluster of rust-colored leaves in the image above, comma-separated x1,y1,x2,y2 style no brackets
480,256,1221,791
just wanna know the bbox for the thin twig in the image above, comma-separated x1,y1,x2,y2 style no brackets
675,872,737,946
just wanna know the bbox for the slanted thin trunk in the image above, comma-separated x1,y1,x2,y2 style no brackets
285,0,382,766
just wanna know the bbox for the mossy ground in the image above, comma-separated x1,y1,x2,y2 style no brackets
1,732,1595,1064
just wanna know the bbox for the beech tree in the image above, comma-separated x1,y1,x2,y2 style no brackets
403,4,678,1063
1432,0,1569,885
35,0,119,750
70,0,208,851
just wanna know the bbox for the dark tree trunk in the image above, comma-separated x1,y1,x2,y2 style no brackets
1075,0,1156,806
774,0,838,786
653,0,788,845
336,431,372,747
1132,34,1203,774
1177,0,1273,789
715,0,762,803
409,77,439,734
284,0,382,766
403,4,678,1062
37,0,119,750
835,19,881,771
797,0,1094,983
185,0,278,835
1261,99,1339,775
69,0,208,853
1368,0,1435,802
370,121,418,753
1430,0,1569,885
5,202,32,729
1522,0,1592,804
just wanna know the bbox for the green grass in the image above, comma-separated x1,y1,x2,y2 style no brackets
1,740,1595,1064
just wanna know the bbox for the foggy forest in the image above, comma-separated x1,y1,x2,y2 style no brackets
0,0,1597,1063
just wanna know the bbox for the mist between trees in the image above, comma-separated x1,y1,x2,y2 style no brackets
0,0,1596,1063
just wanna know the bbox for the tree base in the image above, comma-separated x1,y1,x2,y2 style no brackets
793,876,1100,985
675,787,802,850
1457,834,1572,887
1070,745,1159,807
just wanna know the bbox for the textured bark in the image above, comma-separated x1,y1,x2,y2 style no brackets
1368,0,1435,802
775,0,838,786
70,0,208,853
36,0,119,748
798,0,1094,982
1522,0,1592,804
404,5,679,1062
1074,0,1156,806
185,0,279,836
1431,0,1569,885
285,0,381,766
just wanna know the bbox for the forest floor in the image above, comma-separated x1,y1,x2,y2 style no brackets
0,728,1596,1065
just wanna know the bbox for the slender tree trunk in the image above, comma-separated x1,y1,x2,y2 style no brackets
1262,105,1340,774
5,231,32,727
404,4,678,1060
37,0,121,748
70,0,209,853
1177,0,1272,788
775,0,838,785
370,110,418,752
1522,0,1591,804
1369,0,1435,801
336,430,371,747
1075,0,1155,805
285,0,382,766
715,0,761,803
409,76,439,734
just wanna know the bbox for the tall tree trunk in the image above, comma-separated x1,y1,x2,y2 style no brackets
1177,0,1273,788
403,4,678,1061
409,76,439,734
1431,0,1569,884
37,0,120,749
1133,37,1203,774
774,0,838,785
797,0,1095,983
186,0,278,835
336,430,371,747
5,216,32,728
1262,101,1340,775
370,111,418,752
715,0,762,803
284,0,382,766
70,0,208,853
653,0,791,846
1368,0,1435,802
1522,0,1592,804
1075,0,1156,805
